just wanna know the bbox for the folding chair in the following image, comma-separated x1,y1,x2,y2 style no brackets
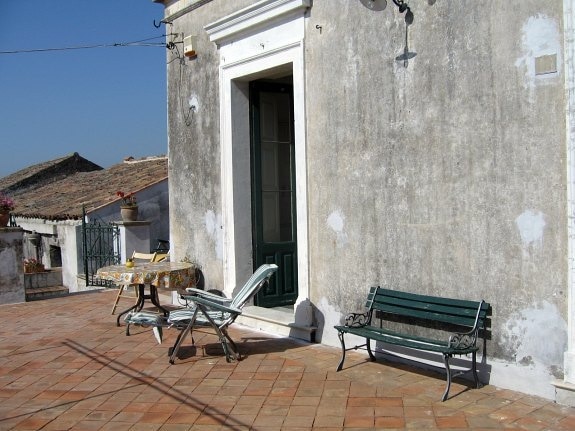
154,252,169,262
125,263,278,363
111,251,157,315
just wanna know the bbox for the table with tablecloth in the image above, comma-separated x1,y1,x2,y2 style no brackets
97,261,195,326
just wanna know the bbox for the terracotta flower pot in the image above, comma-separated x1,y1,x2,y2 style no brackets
0,211,9,227
24,264,45,273
121,206,138,222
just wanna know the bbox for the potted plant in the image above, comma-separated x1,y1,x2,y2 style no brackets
0,193,14,227
23,258,45,273
116,191,138,221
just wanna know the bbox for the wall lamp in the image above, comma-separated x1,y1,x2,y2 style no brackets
361,0,414,23
392,0,414,24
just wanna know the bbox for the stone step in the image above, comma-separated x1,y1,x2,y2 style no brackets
237,306,317,342
25,286,69,301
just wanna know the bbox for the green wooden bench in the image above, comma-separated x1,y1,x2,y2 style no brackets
334,286,490,401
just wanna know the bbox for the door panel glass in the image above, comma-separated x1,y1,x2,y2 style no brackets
260,91,293,243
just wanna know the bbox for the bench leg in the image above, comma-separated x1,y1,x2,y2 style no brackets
366,338,376,362
442,353,452,402
472,351,481,388
336,332,376,372
336,331,346,371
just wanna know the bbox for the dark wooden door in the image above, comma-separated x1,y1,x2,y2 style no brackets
250,81,298,307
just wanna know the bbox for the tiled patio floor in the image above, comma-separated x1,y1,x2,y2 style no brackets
1,290,574,430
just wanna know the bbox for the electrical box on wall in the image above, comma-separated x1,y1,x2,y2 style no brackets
183,35,197,57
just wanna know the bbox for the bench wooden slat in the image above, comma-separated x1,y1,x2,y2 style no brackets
376,305,477,327
374,294,480,316
372,287,483,309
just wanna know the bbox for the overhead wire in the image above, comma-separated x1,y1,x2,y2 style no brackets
0,35,169,55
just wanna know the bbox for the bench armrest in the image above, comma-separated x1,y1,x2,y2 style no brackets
447,300,486,350
344,311,370,328
448,330,478,350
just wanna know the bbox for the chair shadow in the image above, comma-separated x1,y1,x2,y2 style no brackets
172,335,306,362
126,321,308,363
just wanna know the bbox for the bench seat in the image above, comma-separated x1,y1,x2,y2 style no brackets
336,325,479,356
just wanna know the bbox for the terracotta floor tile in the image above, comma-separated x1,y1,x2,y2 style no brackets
404,405,434,418
84,409,117,421
203,403,234,415
317,400,348,416
295,386,324,397
435,414,469,428
230,404,262,416
264,395,293,406
345,405,375,417
98,424,133,431
67,420,109,430
557,414,575,430
252,413,285,427
348,396,378,407
258,404,289,416
109,411,145,422
282,414,315,427
243,385,272,396
404,417,438,429
374,415,406,428
343,415,375,427
287,405,317,417
10,416,52,430
236,395,266,406
224,413,256,428
374,405,404,417
148,402,179,414
269,386,298,397
165,411,200,424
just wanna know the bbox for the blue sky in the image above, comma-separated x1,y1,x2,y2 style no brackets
0,0,167,177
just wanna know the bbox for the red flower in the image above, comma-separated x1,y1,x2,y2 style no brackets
115,191,137,206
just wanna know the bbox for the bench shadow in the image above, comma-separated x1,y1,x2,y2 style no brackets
338,343,492,400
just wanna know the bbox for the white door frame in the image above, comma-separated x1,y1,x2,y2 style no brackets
206,0,310,311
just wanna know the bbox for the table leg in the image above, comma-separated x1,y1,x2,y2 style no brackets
116,284,145,327
150,286,169,316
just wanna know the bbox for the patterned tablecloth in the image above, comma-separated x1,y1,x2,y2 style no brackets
96,262,195,291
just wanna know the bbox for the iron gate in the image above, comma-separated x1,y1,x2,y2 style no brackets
82,207,120,287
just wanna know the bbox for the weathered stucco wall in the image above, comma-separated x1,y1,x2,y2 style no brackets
166,0,253,289
305,1,567,397
162,0,569,399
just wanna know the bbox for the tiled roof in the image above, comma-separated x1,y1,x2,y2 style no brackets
8,156,168,221
0,152,103,194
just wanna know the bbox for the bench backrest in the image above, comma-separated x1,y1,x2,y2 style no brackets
368,286,490,331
